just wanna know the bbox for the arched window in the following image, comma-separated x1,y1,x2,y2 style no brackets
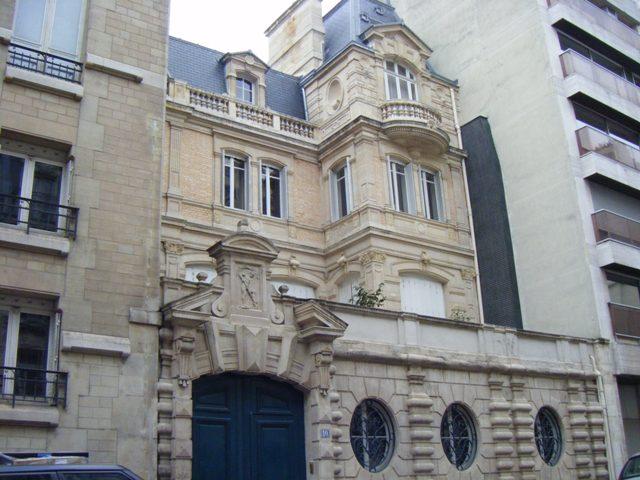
384,61,417,101
400,274,445,317
534,407,563,466
441,403,478,470
350,399,395,472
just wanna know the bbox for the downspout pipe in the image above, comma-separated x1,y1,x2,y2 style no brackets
590,354,616,480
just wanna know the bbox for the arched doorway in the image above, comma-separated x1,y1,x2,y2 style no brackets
192,373,306,480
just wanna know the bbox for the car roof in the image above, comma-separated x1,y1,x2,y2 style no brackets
0,464,132,473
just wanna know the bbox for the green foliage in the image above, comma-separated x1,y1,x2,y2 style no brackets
451,306,471,322
350,283,386,308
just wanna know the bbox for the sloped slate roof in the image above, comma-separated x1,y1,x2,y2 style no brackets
168,37,306,120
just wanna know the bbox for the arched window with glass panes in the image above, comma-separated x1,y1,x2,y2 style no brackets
384,61,417,101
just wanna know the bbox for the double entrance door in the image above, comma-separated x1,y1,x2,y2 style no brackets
192,373,306,480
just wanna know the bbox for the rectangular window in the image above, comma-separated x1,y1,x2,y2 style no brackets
607,272,640,308
13,0,84,58
389,161,408,213
330,159,352,220
0,152,67,233
573,103,640,147
421,170,443,221
384,61,417,101
223,154,247,210
236,78,253,103
261,165,282,218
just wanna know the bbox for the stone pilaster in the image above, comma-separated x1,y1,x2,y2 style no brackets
406,366,436,479
156,326,174,480
359,249,386,291
509,377,535,479
489,375,515,480
585,381,609,479
567,380,593,478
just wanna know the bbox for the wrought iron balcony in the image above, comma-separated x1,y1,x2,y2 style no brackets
0,194,78,239
576,126,640,171
380,101,449,153
7,43,83,84
560,50,640,107
610,303,640,337
547,0,640,51
592,210,640,248
0,366,68,408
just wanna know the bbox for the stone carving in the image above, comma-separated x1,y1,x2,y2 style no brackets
315,350,333,396
360,250,386,265
163,241,184,255
461,268,477,281
175,336,195,388
238,267,259,309
211,292,229,317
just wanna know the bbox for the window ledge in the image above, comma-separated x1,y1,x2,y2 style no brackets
0,403,59,427
0,226,70,256
5,65,83,100
0,28,11,45
85,53,143,83
61,331,131,358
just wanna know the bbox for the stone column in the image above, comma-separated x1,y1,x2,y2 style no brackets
488,375,515,479
510,377,535,479
156,326,174,480
167,123,183,216
567,380,593,478
406,366,436,479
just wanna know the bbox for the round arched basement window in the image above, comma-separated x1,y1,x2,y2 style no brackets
349,399,395,472
534,407,563,466
440,403,478,470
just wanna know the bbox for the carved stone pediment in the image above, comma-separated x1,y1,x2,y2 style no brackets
294,300,348,344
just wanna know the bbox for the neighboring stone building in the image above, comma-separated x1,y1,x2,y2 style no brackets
159,0,612,478
0,0,167,476
392,0,640,474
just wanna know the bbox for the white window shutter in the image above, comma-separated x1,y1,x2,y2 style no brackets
258,160,263,215
329,170,338,221
282,165,289,219
345,158,353,213
387,159,394,208
406,163,417,215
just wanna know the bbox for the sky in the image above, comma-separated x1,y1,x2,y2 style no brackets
169,0,342,62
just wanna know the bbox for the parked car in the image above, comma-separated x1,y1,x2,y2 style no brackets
620,453,640,480
0,464,143,479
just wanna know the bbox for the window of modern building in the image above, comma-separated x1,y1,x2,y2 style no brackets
337,273,360,303
271,280,316,299
441,403,477,470
236,77,254,103
350,399,395,473
261,164,284,218
0,296,55,400
534,407,563,466
388,160,415,214
12,0,84,59
0,152,67,233
606,272,640,308
384,61,417,101
573,102,640,147
420,169,444,221
330,159,353,220
185,265,217,284
223,154,247,210
400,274,445,317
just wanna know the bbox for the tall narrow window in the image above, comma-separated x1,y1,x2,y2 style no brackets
13,0,84,58
388,160,415,213
261,164,283,218
384,61,417,101
236,77,254,103
223,154,247,210
330,159,352,220
421,169,443,221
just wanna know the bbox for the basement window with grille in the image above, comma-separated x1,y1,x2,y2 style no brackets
534,407,563,466
349,399,395,472
440,403,478,470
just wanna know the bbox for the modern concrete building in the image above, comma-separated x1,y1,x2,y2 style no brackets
0,0,168,476
393,0,640,474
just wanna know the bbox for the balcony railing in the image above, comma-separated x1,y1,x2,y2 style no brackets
548,0,640,50
380,101,442,127
0,366,68,408
0,194,78,239
186,86,315,140
560,50,640,107
576,126,640,170
610,303,640,337
592,209,640,248
7,43,83,84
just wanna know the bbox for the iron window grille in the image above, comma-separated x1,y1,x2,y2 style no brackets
349,399,395,472
0,366,68,408
7,43,83,84
534,407,563,465
441,403,478,470
0,194,78,239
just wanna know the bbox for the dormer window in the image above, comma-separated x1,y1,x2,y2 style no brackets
384,61,417,101
236,77,254,103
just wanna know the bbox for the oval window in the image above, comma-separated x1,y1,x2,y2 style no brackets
534,407,563,466
440,403,478,470
350,399,395,472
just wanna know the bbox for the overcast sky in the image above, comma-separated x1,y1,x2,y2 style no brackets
169,0,341,63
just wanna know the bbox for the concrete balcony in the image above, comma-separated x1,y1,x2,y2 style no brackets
379,101,449,153
609,303,640,338
577,126,640,191
548,0,640,63
593,210,640,271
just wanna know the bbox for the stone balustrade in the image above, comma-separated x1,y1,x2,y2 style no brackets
380,100,442,127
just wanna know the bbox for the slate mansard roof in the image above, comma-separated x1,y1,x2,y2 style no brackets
168,37,307,120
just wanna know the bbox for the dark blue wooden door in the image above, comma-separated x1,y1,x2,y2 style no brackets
193,374,306,480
